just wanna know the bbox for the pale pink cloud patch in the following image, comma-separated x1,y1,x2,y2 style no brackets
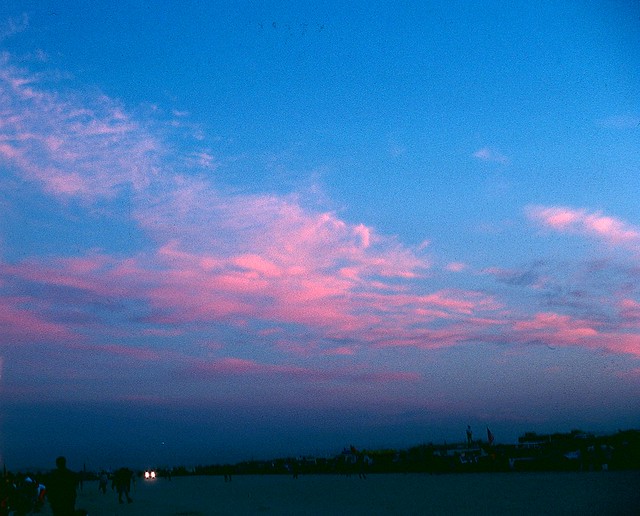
446,262,467,273
0,296,77,345
510,311,640,357
189,357,310,377
616,368,640,380
322,346,357,356
527,205,640,251
0,59,161,202
609,334,640,357
0,142,21,159
4,254,136,299
529,207,581,230
185,357,421,384
233,254,282,278
514,312,598,344
619,299,640,328
75,342,162,361
353,223,371,248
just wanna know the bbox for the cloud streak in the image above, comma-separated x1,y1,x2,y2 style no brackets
0,57,160,201
0,14,28,42
527,205,640,251
472,147,509,164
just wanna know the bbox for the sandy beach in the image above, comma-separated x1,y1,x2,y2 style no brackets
33,471,640,515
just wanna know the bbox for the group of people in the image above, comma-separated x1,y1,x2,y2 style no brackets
0,456,76,516
1,456,136,515
1,473,46,515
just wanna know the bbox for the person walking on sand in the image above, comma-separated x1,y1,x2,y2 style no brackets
98,471,108,494
47,456,78,516
112,467,133,504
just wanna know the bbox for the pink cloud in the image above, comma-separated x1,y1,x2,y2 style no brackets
610,334,640,356
5,214,637,366
446,262,467,272
616,368,640,380
0,296,78,345
141,328,186,337
0,59,160,201
505,311,640,357
233,254,282,277
527,205,640,250
137,181,429,282
127,176,438,335
372,318,499,349
73,342,163,361
619,299,640,328
355,371,421,382
3,254,141,299
513,312,598,343
322,346,357,356
184,357,421,384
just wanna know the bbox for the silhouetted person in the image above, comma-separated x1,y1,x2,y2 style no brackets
358,455,368,479
0,474,15,514
98,472,108,494
466,425,473,448
47,456,78,516
112,468,133,504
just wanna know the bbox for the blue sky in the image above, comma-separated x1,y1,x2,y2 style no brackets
1,1,639,469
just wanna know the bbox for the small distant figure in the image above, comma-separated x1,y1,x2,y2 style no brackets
487,427,495,446
47,456,78,516
223,465,232,482
112,468,133,504
98,471,109,494
466,425,473,448
358,455,368,480
78,466,85,492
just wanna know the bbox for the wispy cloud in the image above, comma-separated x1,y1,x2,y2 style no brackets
472,147,509,164
483,265,541,287
182,357,421,384
0,295,78,345
0,59,160,201
527,205,640,251
0,13,28,42
446,262,467,273
597,114,640,129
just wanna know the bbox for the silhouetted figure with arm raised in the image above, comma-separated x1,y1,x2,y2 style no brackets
47,456,78,516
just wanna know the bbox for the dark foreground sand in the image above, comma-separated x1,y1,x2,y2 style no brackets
39,471,640,515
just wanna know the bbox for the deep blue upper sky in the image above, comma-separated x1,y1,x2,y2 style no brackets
0,1,639,469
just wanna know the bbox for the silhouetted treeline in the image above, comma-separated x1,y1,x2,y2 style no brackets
4,429,639,486
185,428,640,476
